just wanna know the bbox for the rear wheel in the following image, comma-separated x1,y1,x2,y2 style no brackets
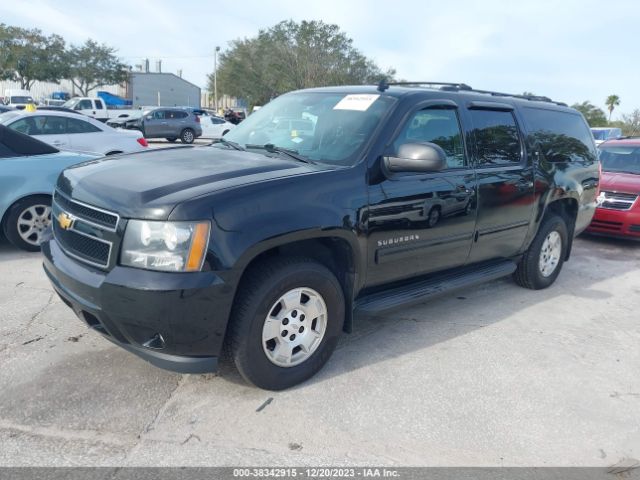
180,129,195,144
3,195,52,252
227,257,344,390
513,214,568,289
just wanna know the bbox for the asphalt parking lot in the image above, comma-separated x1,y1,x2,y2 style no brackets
0,234,639,467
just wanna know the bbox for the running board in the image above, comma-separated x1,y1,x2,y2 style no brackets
355,260,517,314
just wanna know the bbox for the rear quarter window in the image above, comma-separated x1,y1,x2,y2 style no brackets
521,107,597,163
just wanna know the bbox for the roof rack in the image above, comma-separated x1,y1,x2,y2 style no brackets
377,80,567,106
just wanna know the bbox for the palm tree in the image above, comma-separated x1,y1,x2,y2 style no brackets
605,95,621,122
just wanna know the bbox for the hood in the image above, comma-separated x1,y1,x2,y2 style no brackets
56,146,316,219
600,171,640,194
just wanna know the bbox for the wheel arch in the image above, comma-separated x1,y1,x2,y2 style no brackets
543,197,579,260
1,192,52,230
231,234,360,334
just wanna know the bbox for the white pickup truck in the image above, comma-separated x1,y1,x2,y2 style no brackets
62,97,142,123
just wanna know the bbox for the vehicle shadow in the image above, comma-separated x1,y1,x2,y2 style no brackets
216,235,640,389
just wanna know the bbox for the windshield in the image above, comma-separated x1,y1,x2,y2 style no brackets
599,146,640,174
222,92,396,166
10,96,34,104
62,99,79,109
0,111,21,124
592,128,621,141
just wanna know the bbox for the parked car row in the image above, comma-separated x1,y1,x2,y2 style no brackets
0,110,148,156
106,107,236,143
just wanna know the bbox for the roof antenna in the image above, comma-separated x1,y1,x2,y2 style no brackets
377,79,389,92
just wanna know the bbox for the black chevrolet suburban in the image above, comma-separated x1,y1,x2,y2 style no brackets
42,82,599,390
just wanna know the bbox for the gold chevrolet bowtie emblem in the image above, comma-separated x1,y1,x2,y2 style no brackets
57,212,74,230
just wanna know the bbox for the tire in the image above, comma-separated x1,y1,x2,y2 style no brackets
3,195,52,252
426,206,441,228
180,129,195,144
227,257,344,390
513,214,568,290
166,137,177,143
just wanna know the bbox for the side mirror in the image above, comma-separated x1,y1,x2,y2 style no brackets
74,105,82,111
383,142,447,173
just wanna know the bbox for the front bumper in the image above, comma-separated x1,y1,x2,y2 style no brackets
586,206,640,239
42,237,235,373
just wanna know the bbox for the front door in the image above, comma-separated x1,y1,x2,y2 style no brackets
143,110,168,137
464,104,535,262
365,102,477,287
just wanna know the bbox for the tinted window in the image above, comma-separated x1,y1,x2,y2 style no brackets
395,108,466,168
153,110,165,120
470,110,521,166
67,117,102,134
8,117,42,135
522,108,597,163
40,116,67,135
94,100,104,109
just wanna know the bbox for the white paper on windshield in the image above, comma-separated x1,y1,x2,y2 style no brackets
333,94,380,111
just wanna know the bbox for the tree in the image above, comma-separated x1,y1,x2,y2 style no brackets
621,109,640,135
0,24,67,89
67,39,128,96
571,101,608,127
209,20,395,107
605,94,620,122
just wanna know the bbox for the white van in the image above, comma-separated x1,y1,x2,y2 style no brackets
3,89,35,109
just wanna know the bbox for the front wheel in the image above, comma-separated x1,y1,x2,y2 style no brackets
513,214,568,290
227,257,344,390
3,195,52,252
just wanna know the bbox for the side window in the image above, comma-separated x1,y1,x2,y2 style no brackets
67,117,102,134
394,108,466,168
78,100,93,109
521,107,597,163
153,110,165,120
175,111,188,119
469,109,521,166
9,117,42,135
94,100,104,110
211,117,225,124
40,116,67,135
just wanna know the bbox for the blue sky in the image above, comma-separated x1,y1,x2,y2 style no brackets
2,0,638,118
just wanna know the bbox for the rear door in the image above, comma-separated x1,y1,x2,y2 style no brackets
66,116,105,154
366,101,478,287
464,103,535,263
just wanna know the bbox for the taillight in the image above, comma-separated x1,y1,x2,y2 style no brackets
137,137,148,147
195,115,200,123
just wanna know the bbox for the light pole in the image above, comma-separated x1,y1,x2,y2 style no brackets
214,46,220,112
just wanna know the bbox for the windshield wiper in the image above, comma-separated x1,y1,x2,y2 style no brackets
245,143,315,164
212,138,246,151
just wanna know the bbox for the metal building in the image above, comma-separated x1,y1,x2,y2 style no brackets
127,72,201,108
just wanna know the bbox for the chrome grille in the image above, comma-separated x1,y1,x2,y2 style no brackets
53,191,119,231
52,190,119,269
598,191,638,211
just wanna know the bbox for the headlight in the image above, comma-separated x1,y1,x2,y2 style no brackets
121,220,210,272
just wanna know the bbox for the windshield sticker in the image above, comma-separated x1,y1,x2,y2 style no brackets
291,136,304,144
333,94,380,111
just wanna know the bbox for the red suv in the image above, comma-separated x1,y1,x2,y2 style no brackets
587,138,640,239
